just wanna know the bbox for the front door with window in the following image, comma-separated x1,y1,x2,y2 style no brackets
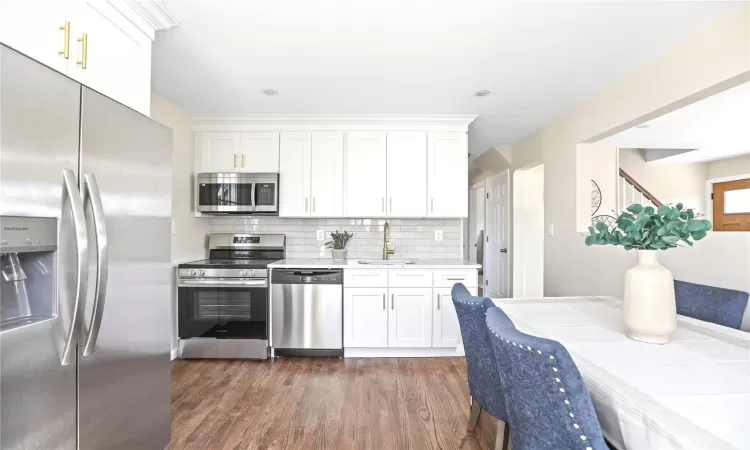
713,179,750,231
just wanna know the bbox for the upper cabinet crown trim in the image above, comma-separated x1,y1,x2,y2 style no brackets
124,0,180,39
193,115,477,132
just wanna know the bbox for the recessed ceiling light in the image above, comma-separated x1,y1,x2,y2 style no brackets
474,90,491,97
635,124,650,129
261,88,279,96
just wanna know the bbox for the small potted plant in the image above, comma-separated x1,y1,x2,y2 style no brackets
326,230,354,261
585,203,711,344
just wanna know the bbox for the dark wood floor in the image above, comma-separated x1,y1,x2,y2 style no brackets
170,357,501,450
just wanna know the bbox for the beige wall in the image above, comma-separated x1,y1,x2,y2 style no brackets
150,93,209,264
509,5,750,303
707,154,750,180
619,148,708,213
469,146,511,185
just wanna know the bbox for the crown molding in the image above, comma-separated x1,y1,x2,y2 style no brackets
192,115,478,132
124,0,180,37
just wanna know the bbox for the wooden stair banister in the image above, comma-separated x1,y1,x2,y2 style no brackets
619,168,663,207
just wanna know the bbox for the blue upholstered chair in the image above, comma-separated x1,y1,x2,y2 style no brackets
485,306,607,450
451,284,513,446
674,280,749,330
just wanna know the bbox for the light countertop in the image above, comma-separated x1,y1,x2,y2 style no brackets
268,258,481,269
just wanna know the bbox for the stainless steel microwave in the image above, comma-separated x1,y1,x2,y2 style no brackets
196,173,279,215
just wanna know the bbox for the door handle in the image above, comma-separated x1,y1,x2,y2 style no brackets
81,174,108,357
305,197,309,212
382,197,385,213
437,293,440,310
431,197,434,213
241,154,246,169
312,197,316,212
76,33,88,69
58,21,70,58
500,249,508,253
382,293,386,310
58,169,89,366
233,153,238,168
391,294,394,310
389,197,392,212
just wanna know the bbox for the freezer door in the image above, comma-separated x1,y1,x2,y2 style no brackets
78,87,172,450
0,46,80,449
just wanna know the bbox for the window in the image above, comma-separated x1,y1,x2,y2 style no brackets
713,178,750,231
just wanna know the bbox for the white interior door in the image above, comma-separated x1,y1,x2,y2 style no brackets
279,132,311,217
485,171,509,298
310,132,344,217
468,185,485,265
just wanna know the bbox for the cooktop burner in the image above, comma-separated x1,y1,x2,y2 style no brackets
178,258,281,269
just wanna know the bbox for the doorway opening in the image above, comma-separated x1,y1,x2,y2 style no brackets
513,163,544,298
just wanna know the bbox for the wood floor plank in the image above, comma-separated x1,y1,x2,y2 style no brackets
170,357,498,450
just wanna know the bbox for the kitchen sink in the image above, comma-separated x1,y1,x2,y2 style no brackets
356,259,416,265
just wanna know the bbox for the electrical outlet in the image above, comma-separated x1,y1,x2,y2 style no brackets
435,230,443,241
170,220,176,235
316,230,325,241
548,224,554,236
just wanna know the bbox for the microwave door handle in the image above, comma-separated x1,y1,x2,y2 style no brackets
81,174,108,357
250,182,256,209
58,169,89,366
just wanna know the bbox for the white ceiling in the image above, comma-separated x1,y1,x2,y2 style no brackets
597,81,750,163
151,0,741,157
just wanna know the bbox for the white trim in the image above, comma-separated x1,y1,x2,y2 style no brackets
170,348,178,361
193,115,477,132
344,347,465,358
124,0,180,37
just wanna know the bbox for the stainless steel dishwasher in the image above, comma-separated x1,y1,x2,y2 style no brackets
271,269,343,357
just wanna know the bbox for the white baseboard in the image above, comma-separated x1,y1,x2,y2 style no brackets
344,347,465,358
170,348,178,361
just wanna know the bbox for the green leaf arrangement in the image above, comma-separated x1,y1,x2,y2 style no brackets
585,203,712,250
325,230,354,250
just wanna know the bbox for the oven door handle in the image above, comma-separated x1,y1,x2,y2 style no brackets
178,279,268,288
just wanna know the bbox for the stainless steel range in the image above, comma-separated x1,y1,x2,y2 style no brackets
177,234,285,359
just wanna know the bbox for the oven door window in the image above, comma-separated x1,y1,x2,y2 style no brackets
178,286,267,339
198,183,254,207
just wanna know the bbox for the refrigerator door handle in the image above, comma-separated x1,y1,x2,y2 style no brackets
81,174,108,357
59,168,89,366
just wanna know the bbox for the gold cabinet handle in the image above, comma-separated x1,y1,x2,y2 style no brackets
389,197,392,212
59,21,70,58
431,197,434,212
305,197,309,212
437,293,440,310
382,293,386,310
241,154,246,168
233,153,238,168
76,33,88,69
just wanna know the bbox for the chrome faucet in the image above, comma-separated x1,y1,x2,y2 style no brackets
383,221,395,260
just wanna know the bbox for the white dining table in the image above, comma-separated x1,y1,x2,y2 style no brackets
492,296,750,450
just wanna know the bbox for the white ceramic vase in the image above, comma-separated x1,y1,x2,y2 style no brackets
331,248,347,261
622,250,676,344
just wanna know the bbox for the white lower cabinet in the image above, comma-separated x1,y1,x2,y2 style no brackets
343,268,477,354
344,288,388,347
387,288,433,348
432,287,476,348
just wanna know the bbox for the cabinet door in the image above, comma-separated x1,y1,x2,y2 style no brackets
279,132,312,217
0,0,72,73
427,132,468,217
197,132,241,173
387,132,427,217
387,288,432,348
240,132,280,172
344,288,389,348
345,132,387,217
310,132,344,217
70,0,152,114
432,287,476,348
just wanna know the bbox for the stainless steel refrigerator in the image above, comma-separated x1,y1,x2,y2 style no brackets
0,45,172,449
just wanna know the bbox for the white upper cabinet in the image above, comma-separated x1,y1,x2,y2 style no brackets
0,0,72,73
0,0,157,115
240,132,280,172
279,132,312,217
345,132,387,217
427,132,468,217
387,288,433,348
197,132,241,173
310,132,344,217
387,132,427,217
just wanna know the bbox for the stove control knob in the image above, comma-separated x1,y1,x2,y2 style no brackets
188,269,196,276
198,270,205,276
239,269,247,276
249,269,256,277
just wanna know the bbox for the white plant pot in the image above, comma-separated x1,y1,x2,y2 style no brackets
622,250,676,344
331,248,347,261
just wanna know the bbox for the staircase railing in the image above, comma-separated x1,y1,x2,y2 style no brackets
619,168,663,208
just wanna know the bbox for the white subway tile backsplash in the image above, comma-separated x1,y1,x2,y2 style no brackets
203,217,462,259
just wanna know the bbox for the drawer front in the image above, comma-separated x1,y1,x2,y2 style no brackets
344,270,389,287
388,270,433,288
433,270,477,288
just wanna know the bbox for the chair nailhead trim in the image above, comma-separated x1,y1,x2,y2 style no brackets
580,435,587,441
573,424,579,429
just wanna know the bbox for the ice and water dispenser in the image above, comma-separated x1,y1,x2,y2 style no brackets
0,216,57,331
